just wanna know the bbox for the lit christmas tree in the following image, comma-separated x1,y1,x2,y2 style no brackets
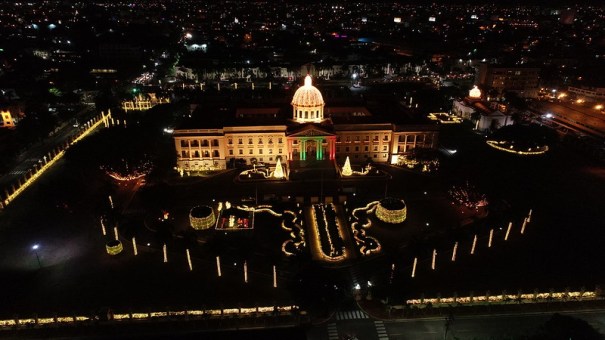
342,156,352,176
273,158,284,179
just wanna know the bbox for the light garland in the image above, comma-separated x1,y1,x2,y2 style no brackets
486,140,549,155
406,291,597,306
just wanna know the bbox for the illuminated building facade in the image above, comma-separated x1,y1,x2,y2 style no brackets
0,110,15,128
477,64,540,99
173,76,438,171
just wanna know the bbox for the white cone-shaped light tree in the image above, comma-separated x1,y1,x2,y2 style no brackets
342,156,353,176
273,158,284,179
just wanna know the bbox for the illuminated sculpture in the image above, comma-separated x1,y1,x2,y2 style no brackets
106,240,123,255
375,198,407,224
273,158,284,179
189,205,216,230
469,85,481,98
291,75,325,122
342,156,353,176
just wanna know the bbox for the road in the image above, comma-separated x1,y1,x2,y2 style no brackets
533,101,605,138
307,308,605,339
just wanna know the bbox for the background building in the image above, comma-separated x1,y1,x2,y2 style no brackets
477,64,540,99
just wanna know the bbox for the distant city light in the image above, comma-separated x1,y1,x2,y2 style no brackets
185,33,192,39
545,113,553,118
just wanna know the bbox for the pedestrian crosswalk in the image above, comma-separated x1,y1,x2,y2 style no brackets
335,310,369,320
327,322,339,340
375,320,388,340
9,170,28,175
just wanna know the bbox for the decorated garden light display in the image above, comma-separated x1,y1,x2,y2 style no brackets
341,156,353,176
273,158,284,179
217,206,252,231
486,125,551,156
106,239,123,255
375,197,407,224
448,181,488,209
102,157,153,182
310,203,348,261
189,205,216,230
238,160,287,180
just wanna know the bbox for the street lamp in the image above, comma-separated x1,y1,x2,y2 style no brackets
32,244,41,268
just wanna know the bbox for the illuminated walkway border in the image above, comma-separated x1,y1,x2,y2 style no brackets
1,111,112,209
0,305,298,330
486,140,549,155
406,291,597,307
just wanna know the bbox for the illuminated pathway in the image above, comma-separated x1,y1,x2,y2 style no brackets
1,111,112,208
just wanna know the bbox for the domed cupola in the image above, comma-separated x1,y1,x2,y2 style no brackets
291,75,325,123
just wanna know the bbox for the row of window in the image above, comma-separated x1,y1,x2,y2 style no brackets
295,109,321,120
228,137,284,145
397,134,433,143
228,149,284,156
180,139,219,148
339,154,389,159
337,145,389,153
337,135,389,143
181,150,220,158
